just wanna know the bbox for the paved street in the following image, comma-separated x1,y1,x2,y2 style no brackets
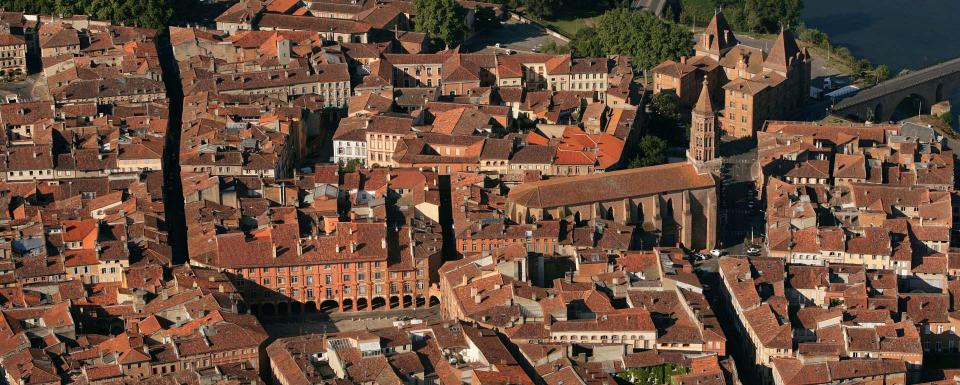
463,18,566,54
717,136,764,254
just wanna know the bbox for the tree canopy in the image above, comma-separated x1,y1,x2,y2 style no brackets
413,0,468,48
473,6,502,32
646,92,688,147
743,0,803,33
0,0,182,29
572,8,692,69
678,0,802,34
524,0,557,19
628,136,668,168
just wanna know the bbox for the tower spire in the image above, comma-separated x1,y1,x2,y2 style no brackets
689,79,718,166
693,79,714,115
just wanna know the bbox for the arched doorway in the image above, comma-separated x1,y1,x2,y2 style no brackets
261,303,276,316
277,302,289,315
357,298,368,311
304,301,317,313
290,302,302,315
403,295,413,308
429,296,440,306
416,296,426,307
372,297,386,310
320,300,339,312
389,296,400,309
343,298,354,311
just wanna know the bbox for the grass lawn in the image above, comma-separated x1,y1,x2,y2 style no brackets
523,6,606,38
539,17,591,37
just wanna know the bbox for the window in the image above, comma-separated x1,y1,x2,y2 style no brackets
306,276,314,284
343,275,351,282
277,277,284,284
262,278,270,285
325,275,332,284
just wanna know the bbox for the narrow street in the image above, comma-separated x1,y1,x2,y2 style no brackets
717,137,764,254
157,35,188,263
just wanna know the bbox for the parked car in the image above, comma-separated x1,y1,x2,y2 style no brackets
746,245,761,256
709,249,724,257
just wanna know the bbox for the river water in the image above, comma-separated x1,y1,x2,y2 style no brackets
802,0,960,72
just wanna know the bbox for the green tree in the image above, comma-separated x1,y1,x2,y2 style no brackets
647,92,688,146
525,0,559,19
629,136,668,168
541,40,570,54
341,159,362,172
650,92,682,122
742,0,802,33
414,0,468,48
590,8,692,69
940,113,953,127
570,28,604,57
0,0,179,29
875,64,891,82
473,6,501,31
485,0,523,7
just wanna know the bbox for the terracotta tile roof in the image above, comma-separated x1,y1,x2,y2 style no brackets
259,13,371,33
508,162,714,209
551,311,655,333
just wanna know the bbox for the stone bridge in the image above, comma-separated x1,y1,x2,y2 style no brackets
832,56,960,122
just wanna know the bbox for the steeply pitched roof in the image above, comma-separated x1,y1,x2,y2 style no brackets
507,162,714,209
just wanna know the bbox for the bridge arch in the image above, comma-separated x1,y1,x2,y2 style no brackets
832,56,960,122
891,93,928,121
871,103,883,123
